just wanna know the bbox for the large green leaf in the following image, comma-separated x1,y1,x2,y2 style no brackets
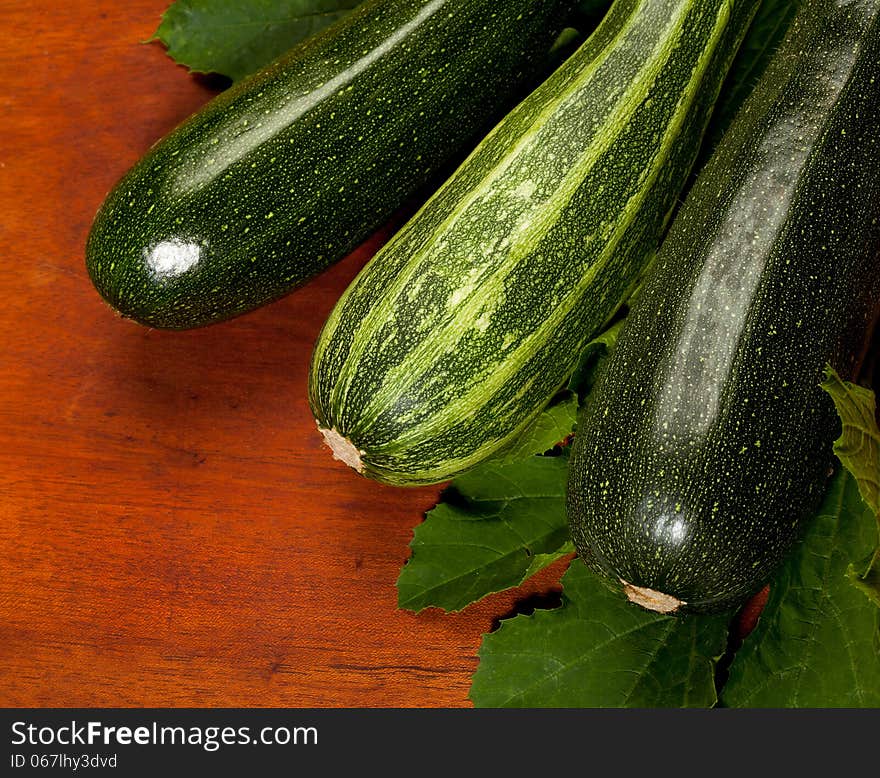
821,367,880,606
566,318,625,400
500,317,625,444
821,366,880,517
396,455,571,613
496,392,578,464
470,562,730,707
152,0,362,81
721,469,880,708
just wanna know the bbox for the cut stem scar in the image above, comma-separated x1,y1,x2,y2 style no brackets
318,425,365,473
620,579,684,614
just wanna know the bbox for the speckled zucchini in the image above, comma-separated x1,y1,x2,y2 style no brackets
567,0,880,615
309,0,760,486
85,0,576,329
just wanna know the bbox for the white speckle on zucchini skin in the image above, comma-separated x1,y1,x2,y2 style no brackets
567,0,880,615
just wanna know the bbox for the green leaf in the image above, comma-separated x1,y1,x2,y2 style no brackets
821,365,880,606
847,561,880,608
494,317,628,464
152,0,362,81
721,469,880,708
470,562,730,707
702,0,799,154
567,318,625,399
821,366,880,517
496,392,578,463
396,313,626,614
397,455,571,614
522,541,575,581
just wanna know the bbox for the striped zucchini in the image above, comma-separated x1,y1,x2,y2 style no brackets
567,0,880,614
309,0,761,485
85,0,575,329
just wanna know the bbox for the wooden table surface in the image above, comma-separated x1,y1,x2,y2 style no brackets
0,0,567,707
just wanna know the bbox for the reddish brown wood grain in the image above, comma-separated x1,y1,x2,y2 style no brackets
0,0,569,707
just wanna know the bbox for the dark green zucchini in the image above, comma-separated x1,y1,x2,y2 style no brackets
309,0,762,486
85,0,575,329
567,0,880,615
